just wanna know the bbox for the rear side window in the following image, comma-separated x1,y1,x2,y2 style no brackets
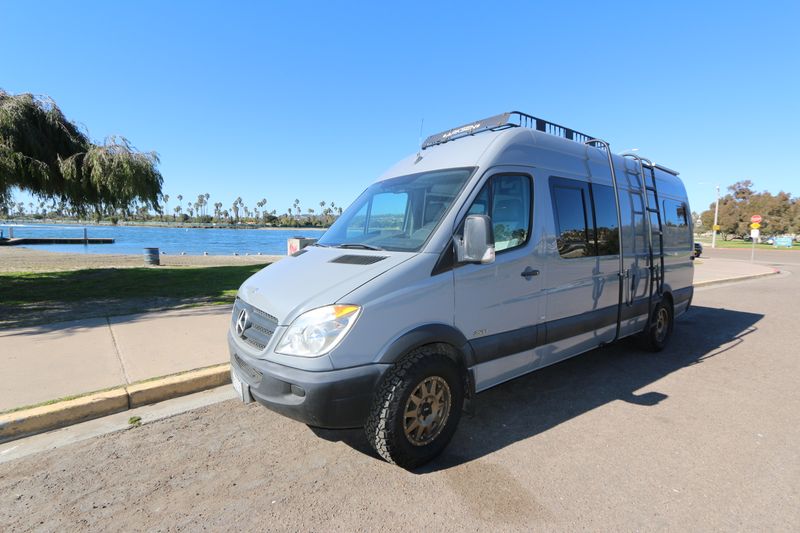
550,177,620,258
592,184,621,256
465,174,532,253
663,199,690,249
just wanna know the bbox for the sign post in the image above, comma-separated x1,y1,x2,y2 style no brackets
712,185,720,248
750,215,762,262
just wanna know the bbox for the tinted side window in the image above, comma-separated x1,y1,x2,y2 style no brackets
591,184,620,256
551,179,592,258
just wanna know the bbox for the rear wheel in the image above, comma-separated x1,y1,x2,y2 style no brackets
642,299,673,352
365,346,463,469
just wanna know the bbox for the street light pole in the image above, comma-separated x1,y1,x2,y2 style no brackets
712,184,720,249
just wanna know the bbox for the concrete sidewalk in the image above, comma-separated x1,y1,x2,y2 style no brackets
693,256,780,285
0,257,778,416
0,306,231,412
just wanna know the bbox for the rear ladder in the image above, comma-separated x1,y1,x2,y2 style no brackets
623,154,665,325
585,139,625,342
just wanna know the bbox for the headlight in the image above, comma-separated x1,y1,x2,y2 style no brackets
275,305,361,357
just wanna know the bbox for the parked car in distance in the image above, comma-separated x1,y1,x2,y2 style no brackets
694,242,703,257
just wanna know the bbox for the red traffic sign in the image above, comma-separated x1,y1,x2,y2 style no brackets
751,214,762,223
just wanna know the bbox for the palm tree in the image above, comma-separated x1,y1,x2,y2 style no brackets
162,194,170,221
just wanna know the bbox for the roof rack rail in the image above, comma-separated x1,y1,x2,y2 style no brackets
421,111,596,150
651,163,679,176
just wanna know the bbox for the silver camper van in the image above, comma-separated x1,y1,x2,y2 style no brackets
229,112,694,468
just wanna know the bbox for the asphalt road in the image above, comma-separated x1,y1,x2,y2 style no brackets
2,248,798,531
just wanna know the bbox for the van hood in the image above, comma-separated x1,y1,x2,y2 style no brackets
237,247,415,324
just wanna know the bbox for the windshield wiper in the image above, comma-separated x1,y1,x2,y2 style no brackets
337,243,384,251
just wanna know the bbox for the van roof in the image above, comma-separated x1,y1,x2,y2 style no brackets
377,112,680,186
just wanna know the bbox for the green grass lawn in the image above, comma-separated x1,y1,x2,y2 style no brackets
696,240,797,250
0,265,267,328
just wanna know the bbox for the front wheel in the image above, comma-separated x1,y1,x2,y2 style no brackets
365,346,463,469
641,299,673,352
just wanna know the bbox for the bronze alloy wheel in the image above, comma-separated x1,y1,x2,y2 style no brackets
654,306,669,342
403,376,451,446
365,347,464,468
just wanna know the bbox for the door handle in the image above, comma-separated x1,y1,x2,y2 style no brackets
521,267,540,279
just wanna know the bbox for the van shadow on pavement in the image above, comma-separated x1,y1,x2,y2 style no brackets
310,305,763,472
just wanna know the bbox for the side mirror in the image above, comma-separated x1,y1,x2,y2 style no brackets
456,214,495,264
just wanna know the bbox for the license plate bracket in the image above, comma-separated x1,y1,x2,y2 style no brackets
231,368,253,404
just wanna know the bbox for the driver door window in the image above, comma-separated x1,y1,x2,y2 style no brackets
467,175,532,252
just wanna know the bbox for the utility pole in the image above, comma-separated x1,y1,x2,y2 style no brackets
711,184,720,249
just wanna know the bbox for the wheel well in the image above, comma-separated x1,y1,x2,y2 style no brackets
401,341,475,398
661,291,674,313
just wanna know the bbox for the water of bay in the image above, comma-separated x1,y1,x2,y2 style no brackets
0,223,325,256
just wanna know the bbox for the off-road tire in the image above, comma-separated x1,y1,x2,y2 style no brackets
365,346,463,469
641,299,673,352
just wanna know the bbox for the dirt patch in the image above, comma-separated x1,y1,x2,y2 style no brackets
0,247,280,273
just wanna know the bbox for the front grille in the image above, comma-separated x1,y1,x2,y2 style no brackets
233,298,279,352
233,353,263,386
251,306,279,324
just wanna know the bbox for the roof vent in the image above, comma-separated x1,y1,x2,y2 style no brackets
329,255,388,265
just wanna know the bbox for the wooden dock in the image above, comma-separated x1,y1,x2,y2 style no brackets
0,237,115,246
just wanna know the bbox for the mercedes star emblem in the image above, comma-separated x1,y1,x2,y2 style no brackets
235,309,248,338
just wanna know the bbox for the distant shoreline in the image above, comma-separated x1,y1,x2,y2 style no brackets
0,219,327,232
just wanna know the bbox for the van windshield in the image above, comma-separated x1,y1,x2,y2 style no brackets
317,168,474,252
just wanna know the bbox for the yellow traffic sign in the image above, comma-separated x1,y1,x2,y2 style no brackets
750,222,761,229
713,224,720,231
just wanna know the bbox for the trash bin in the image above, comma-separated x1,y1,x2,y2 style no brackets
144,247,160,266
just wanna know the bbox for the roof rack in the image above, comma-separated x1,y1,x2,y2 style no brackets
421,111,680,176
421,111,596,150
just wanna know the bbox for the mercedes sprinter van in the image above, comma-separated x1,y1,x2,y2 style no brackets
228,112,694,468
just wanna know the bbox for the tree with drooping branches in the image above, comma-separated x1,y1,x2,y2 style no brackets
0,89,162,217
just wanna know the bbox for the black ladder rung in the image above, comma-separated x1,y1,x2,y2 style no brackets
646,207,661,213
646,186,658,192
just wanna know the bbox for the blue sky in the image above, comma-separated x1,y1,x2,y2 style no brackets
2,0,798,216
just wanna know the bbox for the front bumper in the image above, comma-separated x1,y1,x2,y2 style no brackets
228,333,390,428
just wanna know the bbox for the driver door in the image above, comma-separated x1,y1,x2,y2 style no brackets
453,172,545,392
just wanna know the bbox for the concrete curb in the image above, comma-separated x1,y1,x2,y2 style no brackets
695,269,780,288
0,363,231,443
127,365,231,408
